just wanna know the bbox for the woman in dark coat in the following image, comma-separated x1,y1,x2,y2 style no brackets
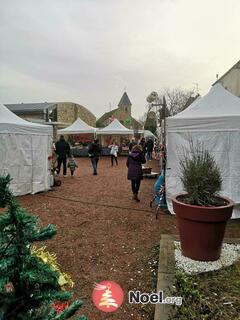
126,144,146,202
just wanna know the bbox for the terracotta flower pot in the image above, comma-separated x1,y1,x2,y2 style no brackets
172,194,234,261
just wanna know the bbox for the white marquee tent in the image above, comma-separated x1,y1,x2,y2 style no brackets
139,130,157,139
0,103,53,196
58,117,96,134
166,84,240,219
97,119,133,135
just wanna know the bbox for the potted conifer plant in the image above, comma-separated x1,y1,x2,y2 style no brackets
172,141,234,261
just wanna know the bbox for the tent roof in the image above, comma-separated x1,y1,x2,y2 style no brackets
138,130,157,138
167,84,240,131
58,117,96,134
0,103,52,135
98,118,133,135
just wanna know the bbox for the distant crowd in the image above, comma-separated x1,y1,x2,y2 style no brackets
52,135,163,202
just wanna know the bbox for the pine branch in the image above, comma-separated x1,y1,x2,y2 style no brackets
53,300,83,320
0,175,87,320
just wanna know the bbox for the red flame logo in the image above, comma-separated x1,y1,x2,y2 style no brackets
92,280,124,313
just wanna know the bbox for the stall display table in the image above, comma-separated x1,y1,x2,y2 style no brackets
142,165,158,178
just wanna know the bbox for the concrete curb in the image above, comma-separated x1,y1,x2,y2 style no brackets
154,234,175,320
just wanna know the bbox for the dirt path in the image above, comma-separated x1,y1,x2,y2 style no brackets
18,157,176,319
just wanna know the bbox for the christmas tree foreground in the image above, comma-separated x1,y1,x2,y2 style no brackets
0,175,87,320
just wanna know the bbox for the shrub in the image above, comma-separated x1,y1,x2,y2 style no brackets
179,140,222,206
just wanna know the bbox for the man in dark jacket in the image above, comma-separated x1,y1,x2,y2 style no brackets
55,135,71,177
126,144,146,202
88,139,101,175
146,138,154,160
128,138,137,152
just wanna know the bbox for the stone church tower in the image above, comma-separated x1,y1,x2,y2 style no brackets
117,92,132,115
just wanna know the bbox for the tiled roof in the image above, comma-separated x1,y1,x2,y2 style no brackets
118,92,132,107
5,102,56,114
96,108,118,127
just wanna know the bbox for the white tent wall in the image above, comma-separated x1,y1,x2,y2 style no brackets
0,134,32,195
32,134,52,194
166,130,240,219
0,103,53,196
166,85,240,219
0,133,52,196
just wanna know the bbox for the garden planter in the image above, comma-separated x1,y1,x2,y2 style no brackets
172,194,234,261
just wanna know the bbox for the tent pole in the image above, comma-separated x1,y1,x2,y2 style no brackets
162,96,167,178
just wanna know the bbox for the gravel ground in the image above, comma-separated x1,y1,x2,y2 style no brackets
18,157,177,319
175,241,240,274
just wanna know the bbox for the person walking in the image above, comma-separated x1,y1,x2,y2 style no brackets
55,135,71,177
126,144,146,202
146,138,154,161
68,156,78,177
108,141,119,166
139,137,147,157
88,139,101,175
128,138,136,152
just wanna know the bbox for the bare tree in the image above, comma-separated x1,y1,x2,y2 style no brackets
161,87,199,116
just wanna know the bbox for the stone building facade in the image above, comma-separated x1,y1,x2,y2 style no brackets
5,102,96,127
5,102,96,141
56,102,96,127
213,60,240,97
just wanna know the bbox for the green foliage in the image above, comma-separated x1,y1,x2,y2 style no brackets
179,140,222,206
172,261,240,320
0,175,87,320
172,271,209,319
0,175,12,208
144,112,157,134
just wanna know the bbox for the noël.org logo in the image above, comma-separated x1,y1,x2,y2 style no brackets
129,290,182,306
92,281,124,313
92,281,182,313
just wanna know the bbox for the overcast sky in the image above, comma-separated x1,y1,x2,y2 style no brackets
0,0,240,119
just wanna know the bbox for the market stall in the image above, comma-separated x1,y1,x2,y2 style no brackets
97,119,134,152
57,117,97,156
0,103,53,195
166,84,240,219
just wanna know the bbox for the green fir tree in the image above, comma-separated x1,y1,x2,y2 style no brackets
0,175,87,320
